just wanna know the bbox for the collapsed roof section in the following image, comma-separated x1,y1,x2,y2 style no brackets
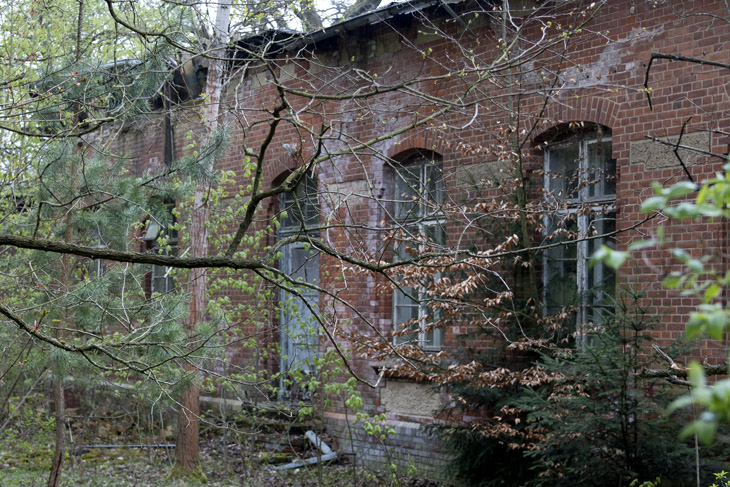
170,0,504,105
228,0,500,64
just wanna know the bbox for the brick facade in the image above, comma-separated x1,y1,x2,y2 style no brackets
107,0,730,476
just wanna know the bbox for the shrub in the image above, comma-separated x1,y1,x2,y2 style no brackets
437,289,718,487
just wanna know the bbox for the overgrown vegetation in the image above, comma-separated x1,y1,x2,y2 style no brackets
5,0,730,485
432,289,728,486
0,385,441,487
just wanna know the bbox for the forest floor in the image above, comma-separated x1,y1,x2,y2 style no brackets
0,420,445,486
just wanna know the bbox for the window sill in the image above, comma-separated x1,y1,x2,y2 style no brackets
368,358,443,384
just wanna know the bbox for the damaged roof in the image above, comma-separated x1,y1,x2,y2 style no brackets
231,0,489,60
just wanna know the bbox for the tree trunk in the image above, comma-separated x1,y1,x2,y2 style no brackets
47,377,65,487
174,362,202,475
296,4,323,31
172,0,230,478
47,3,86,482
48,221,74,487
173,190,208,478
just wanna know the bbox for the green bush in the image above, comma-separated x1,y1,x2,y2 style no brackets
437,289,723,487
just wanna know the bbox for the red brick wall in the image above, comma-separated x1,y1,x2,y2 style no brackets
105,0,730,471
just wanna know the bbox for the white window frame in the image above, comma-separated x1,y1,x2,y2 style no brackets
392,156,445,351
543,133,616,341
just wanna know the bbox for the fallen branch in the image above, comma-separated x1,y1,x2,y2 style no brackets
76,444,176,449
639,344,728,386
268,430,338,471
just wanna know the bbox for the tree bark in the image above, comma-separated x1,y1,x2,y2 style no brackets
48,7,85,480
48,220,74,487
173,189,209,477
174,362,201,473
296,4,323,31
47,377,65,487
173,0,230,478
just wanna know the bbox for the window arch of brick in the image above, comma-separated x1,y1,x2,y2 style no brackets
525,96,620,143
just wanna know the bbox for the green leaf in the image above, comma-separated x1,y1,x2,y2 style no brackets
588,245,609,268
662,273,683,289
696,204,723,218
687,259,704,273
679,415,717,445
606,249,628,269
666,181,697,198
704,283,721,302
589,245,627,270
706,309,729,340
688,361,707,389
686,313,705,338
665,202,699,219
667,394,696,414
670,248,690,263
686,309,728,340
696,184,709,204
640,196,666,213
628,239,656,251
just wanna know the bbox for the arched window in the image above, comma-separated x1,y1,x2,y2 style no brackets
279,173,320,233
391,152,445,350
543,127,616,339
277,172,320,401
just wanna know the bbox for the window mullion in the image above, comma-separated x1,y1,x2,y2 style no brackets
418,162,427,348
419,284,427,349
418,221,426,348
576,211,591,346
577,140,589,342
579,140,587,203
420,163,427,220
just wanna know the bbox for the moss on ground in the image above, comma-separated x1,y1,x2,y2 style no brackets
167,462,208,484
79,447,145,465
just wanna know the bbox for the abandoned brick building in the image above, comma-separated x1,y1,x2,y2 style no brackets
100,0,730,474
